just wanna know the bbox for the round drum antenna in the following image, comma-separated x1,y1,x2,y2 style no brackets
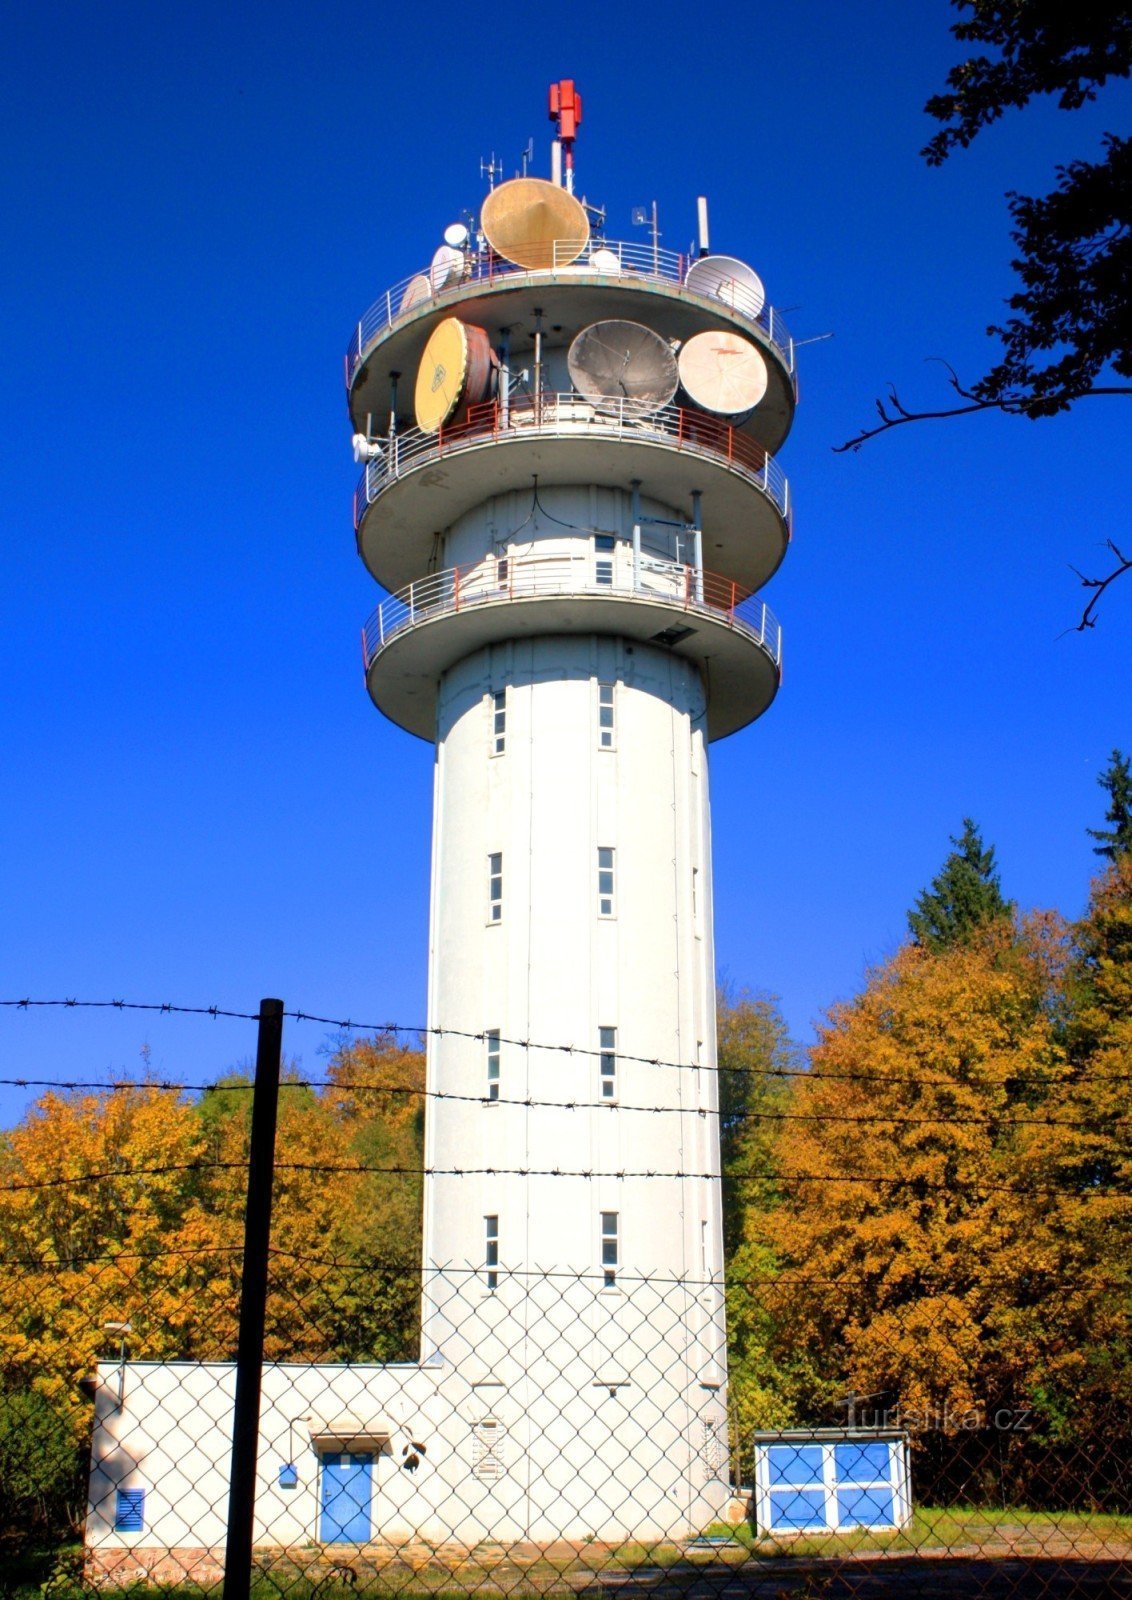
414,317,495,433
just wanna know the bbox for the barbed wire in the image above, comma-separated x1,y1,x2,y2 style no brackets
0,1072,1120,1133
2,1243,1127,1293
3,1000,1129,1129
1,1155,1125,1200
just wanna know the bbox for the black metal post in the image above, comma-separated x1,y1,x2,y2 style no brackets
222,998,284,1600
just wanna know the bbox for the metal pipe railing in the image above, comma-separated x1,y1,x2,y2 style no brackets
344,239,795,389
361,551,782,675
354,396,791,530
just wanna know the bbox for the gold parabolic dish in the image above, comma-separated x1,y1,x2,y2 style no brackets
481,178,590,270
677,329,769,416
415,317,472,433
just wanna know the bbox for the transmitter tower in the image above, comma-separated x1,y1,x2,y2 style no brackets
345,82,796,1539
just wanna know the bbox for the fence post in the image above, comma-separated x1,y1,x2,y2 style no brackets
222,998,284,1600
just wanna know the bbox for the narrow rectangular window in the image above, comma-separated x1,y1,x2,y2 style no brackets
601,1211,619,1287
598,682,615,749
484,1214,499,1290
599,1026,616,1101
597,846,615,917
594,533,615,586
488,852,503,923
491,689,506,756
692,865,699,921
115,1488,145,1532
496,556,509,587
486,1029,500,1101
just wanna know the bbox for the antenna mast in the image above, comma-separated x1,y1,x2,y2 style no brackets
548,78,582,193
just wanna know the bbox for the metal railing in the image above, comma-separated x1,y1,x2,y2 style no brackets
361,550,782,674
344,239,795,388
353,395,791,531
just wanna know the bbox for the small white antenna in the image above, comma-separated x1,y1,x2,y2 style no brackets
480,152,503,191
631,201,660,273
519,138,534,177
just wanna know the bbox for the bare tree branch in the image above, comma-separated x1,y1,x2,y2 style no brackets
834,365,1132,453
1070,540,1132,633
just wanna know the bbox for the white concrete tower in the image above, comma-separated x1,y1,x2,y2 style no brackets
345,85,796,1541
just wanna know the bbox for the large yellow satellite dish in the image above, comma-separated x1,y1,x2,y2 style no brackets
677,329,769,417
414,317,494,433
481,178,589,270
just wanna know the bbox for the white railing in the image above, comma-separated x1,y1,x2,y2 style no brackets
361,551,782,674
353,396,791,530
344,239,795,388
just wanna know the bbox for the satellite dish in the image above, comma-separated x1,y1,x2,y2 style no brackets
568,320,679,415
400,274,432,314
685,255,766,318
352,434,384,465
414,317,495,433
443,222,469,248
481,177,589,270
430,244,464,293
677,329,769,418
588,247,622,274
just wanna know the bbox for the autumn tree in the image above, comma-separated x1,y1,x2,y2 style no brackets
1088,748,1132,859
908,817,1013,950
754,922,1074,1442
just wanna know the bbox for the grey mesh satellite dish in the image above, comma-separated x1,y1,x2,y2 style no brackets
677,329,768,418
685,255,765,318
568,320,678,415
443,222,470,248
430,244,465,292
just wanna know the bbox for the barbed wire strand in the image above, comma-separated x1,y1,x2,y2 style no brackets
1,1157,1126,1200
5,996,1132,1093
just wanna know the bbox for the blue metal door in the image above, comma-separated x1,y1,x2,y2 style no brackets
319,1452,373,1543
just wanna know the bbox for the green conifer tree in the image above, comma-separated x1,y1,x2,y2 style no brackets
908,818,1012,951
1087,749,1132,860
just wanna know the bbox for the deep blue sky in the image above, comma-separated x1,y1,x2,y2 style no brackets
2,1,1129,1126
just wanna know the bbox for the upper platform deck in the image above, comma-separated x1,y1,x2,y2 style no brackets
345,240,797,454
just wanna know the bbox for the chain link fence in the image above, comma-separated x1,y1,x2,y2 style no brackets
2,1007,1130,1600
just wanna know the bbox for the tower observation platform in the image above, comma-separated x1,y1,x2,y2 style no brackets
345,84,799,1544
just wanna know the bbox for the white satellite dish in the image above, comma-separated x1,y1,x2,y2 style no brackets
568,320,679,416
588,247,623,274
399,273,432,314
352,434,384,465
443,222,470,248
677,329,769,418
685,255,766,318
430,244,465,293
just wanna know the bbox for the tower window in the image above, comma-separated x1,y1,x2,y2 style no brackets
599,1026,616,1101
488,852,503,922
598,682,615,749
597,847,615,917
594,533,615,586
601,1211,619,1287
486,1029,500,1101
484,1215,499,1290
491,690,506,756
